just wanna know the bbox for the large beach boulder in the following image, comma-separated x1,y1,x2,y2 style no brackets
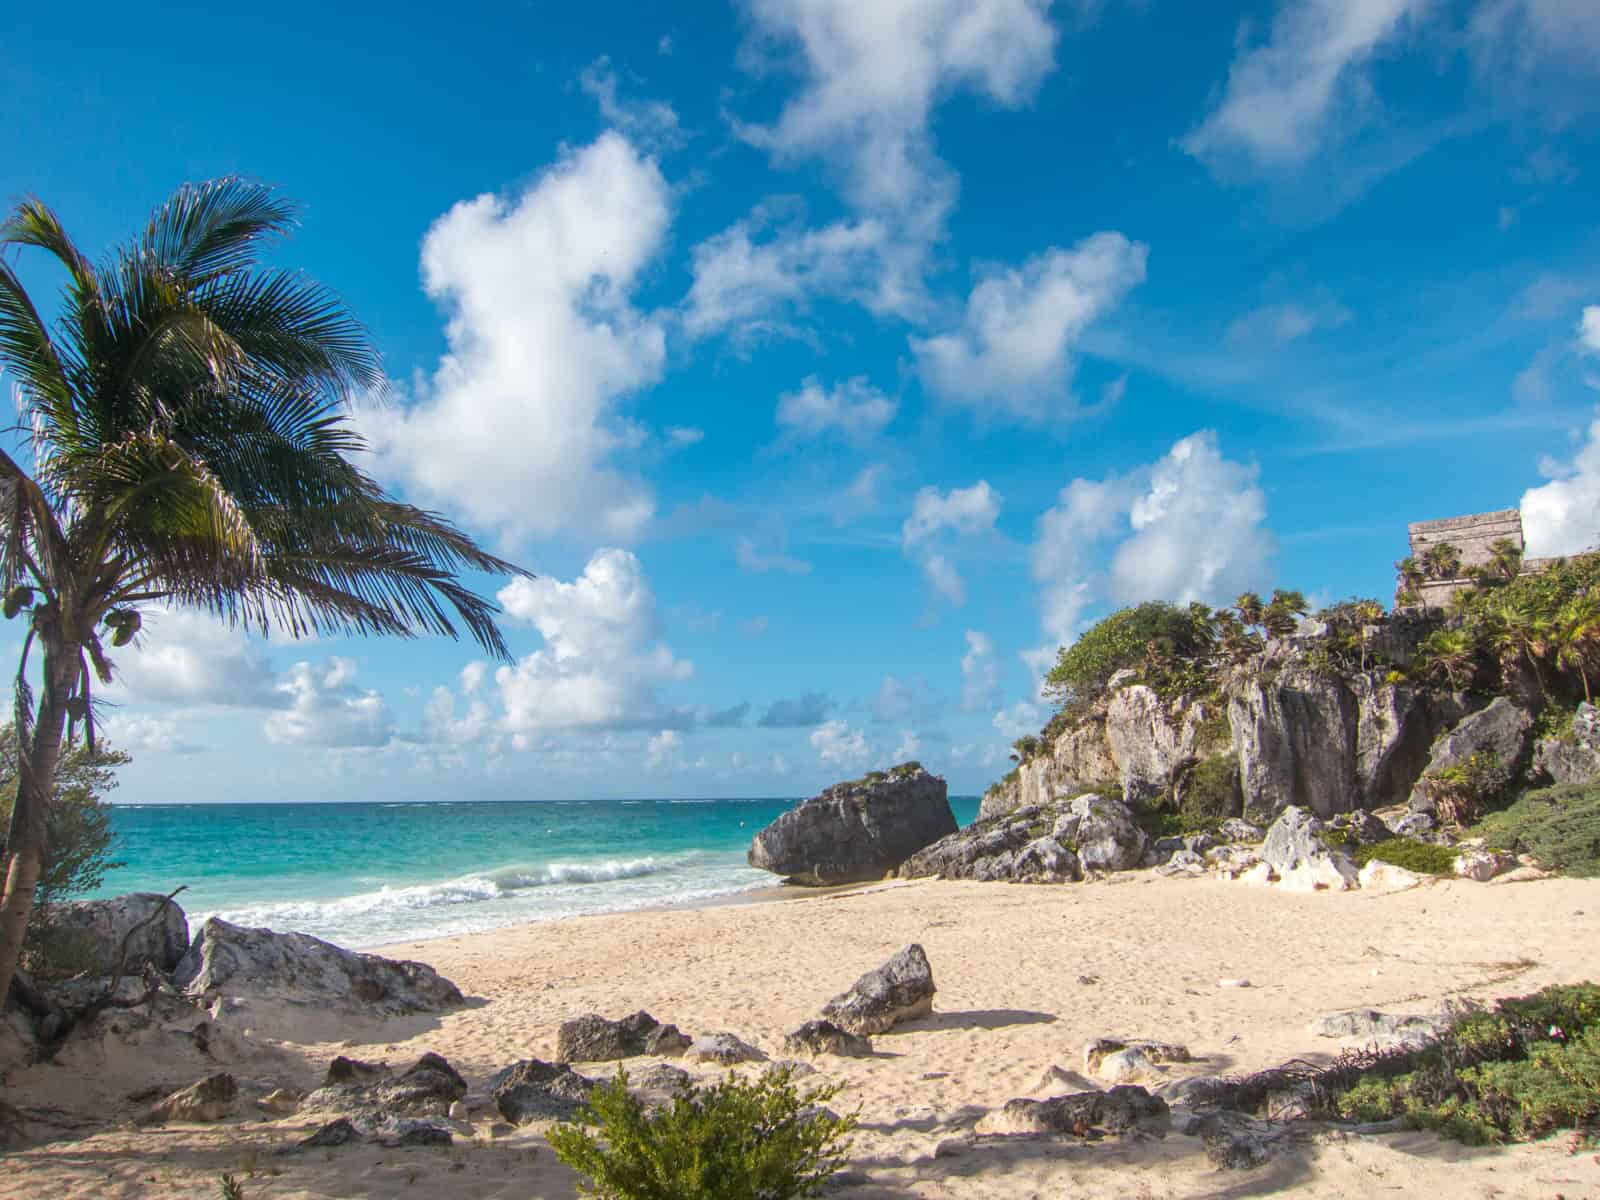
556,1011,689,1063
174,917,462,1017
1409,697,1535,814
1054,792,1147,872
1257,806,1358,891
748,763,957,885
819,944,935,1036
490,1059,596,1124
43,892,189,976
898,804,1080,883
138,1072,238,1125
303,1052,468,1121
977,1086,1168,1136
1532,701,1600,785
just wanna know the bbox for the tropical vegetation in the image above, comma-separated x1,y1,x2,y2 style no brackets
0,180,526,1007
548,1066,856,1200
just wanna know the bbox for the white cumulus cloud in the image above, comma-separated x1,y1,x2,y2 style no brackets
776,376,897,443
355,133,671,544
961,630,998,712
1581,307,1600,355
902,482,1002,607
265,658,396,749
913,235,1148,419
108,608,280,709
1183,0,1428,170
1032,431,1275,649
1522,413,1600,557
494,549,694,732
810,718,870,767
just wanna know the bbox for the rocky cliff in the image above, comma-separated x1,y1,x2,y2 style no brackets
983,617,1521,825
748,763,957,885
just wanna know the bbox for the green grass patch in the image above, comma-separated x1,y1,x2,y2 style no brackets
1472,783,1600,877
1352,837,1458,877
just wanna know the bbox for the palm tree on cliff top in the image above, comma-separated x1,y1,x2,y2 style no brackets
0,180,527,1003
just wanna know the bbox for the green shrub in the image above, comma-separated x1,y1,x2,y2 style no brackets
548,1066,856,1200
1177,753,1240,827
0,726,128,907
1415,751,1508,826
1043,602,1217,706
1327,983,1600,1144
1472,784,1600,877
1352,838,1458,877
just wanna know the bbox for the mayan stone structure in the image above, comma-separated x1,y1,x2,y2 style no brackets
1405,509,1530,608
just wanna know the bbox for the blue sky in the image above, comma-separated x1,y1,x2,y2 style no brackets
6,0,1600,803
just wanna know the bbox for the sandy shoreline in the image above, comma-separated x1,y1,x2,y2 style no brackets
5,872,1600,1198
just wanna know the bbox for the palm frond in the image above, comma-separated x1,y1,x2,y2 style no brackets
140,178,298,283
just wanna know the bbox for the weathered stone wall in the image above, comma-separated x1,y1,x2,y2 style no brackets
1407,509,1525,608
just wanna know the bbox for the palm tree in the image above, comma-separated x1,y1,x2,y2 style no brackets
1262,589,1308,638
1488,538,1523,583
1556,594,1600,703
1420,542,1463,581
0,181,528,1004
1488,598,1554,699
1233,592,1265,632
1421,628,1476,691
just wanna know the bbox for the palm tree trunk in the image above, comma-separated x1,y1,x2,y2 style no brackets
0,634,75,1007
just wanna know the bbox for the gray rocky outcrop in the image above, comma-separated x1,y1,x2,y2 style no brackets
303,1052,467,1120
979,717,1117,820
1311,1009,1441,1045
897,805,1080,882
782,1019,872,1058
820,944,935,1036
1533,701,1600,785
977,1086,1169,1136
556,1011,690,1063
1056,793,1148,872
1257,806,1359,890
139,1073,238,1124
1083,1038,1191,1082
1454,847,1517,881
1230,662,1474,821
748,764,956,885
1409,697,1534,813
174,918,462,1017
44,893,189,976
490,1059,596,1124
685,1032,765,1065
1106,688,1220,808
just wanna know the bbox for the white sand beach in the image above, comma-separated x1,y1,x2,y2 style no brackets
4,872,1600,1199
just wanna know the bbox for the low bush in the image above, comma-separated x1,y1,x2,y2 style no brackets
1472,784,1600,877
548,1066,856,1200
1415,751,1509,826
1328,983,1600,1144
1352,838,1458,877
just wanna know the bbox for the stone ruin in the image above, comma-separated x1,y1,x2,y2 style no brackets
1403,508,1562,608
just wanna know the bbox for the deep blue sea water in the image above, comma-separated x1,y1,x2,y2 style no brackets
93,797,980,949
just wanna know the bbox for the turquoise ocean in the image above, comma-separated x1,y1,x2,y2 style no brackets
91,797,981,950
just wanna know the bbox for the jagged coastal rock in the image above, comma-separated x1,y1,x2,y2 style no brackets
747,763,957,885
783,1019,873,1058
174,917,463,1016
1532,701,1600,785
1256,806,1359,891
45,892,190,975
555,1011,690,1062
900,792,1147,882
1409,697,1534,814
490,1059,596,1124
819,944,935,1036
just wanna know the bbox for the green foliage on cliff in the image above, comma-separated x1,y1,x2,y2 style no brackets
1352,838,1458,876
1473,783,1600,877
1177,753,1240,827
1043,602,1218,707
548,1066,856,1200
1330,983,1600,1144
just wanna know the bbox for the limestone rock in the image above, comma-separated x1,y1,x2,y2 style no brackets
0,1100,25,1151
257,1087,304,1116
141,1073,238,1124
1105,687,1216,809
1230,660,1472,821
1409,697,1534,813
44,893,189,976
1356,860,1427,892
1053,793,1148,873
820,944,935,1036
1216,817,1265,843
304,1052,466,1120
747,764,956,885
556,1011,688,1063
1156,848,1206,877
1083,1038,1191,1081
782,1019,872,1058
490,1059,595,1124
1311,1009,1440,1043
174,918,462,1017
1032,1065,1098,1095
1454,847,1517,882
367,1115,454,1147
296,1117,361,1149
1260,807,1358,891
978,1087,1169,1136
1533,702,1600,785
685,1032,765,1065
979,718,1118,820
1161,1075,1244,1109
898,806,1080,883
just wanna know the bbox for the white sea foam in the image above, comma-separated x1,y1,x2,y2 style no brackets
194,852,770,948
